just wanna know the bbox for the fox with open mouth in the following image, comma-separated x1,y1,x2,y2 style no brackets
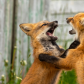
39,13,84,84
19,20,65,84
20,20,79,84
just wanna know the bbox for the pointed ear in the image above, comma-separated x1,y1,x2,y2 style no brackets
66,17,73,23
19,23,33,35
80,18,84,25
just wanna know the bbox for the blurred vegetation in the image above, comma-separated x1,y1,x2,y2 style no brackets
59,70,77,84
0,53,31,84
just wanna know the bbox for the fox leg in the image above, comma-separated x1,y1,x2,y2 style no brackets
60,40,80,58
39,54,72,70
76,61,84,84
39,41,80,69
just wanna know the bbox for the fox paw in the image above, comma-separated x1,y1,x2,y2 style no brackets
60,49,68,58
39,54,59,62
69,40,80,49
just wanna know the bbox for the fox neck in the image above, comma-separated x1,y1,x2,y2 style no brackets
31,39,59,58
78,30,84,44
78,31,84,42
40,39,59,51
31,39,43,49
31,38,56,49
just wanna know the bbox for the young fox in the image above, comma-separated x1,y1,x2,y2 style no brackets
39,13,84,84
19,21,65,84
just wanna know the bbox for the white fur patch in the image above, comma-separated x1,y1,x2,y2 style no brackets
24,26,31,31
69,22,79,40
74,31,78,40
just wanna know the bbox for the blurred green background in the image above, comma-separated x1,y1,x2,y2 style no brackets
0,0,84,84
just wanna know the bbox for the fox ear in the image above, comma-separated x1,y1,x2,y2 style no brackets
19,23,33,35
66,17,73,23
80,18,84,25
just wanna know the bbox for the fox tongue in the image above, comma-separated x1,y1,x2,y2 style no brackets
47,32,53,36
47,32,58,40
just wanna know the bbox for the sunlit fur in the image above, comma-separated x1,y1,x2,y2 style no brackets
19,21,64,84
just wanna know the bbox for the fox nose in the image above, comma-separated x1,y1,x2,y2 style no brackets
66,18,70,23
54,21,58,23
66,18,68,20
53,21,58,27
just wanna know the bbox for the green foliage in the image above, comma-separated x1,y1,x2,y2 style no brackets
59,70,78,84
0,51,32,84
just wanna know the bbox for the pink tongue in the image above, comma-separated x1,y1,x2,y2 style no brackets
47,32,52,36
47,32,58,40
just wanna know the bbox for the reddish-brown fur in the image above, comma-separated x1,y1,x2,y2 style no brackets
41,13,84,84
19,21,64,84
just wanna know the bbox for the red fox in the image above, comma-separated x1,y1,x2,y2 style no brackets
19,21,65,84
39,13,84,84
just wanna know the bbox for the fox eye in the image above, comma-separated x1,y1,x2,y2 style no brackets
42,24,47,26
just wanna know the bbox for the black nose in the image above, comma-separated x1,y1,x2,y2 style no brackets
54,21,58,23
66,18,68,20
66,18,69,23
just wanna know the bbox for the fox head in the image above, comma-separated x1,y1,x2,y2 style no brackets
66,13,84,40
19,21,58,41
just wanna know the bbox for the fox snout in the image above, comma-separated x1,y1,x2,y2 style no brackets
54,21,58,23
49,21,58,28
53,21,58,25
66,18,73,23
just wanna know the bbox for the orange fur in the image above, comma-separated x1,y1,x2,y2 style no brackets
44,13,84,84
19,21,64,84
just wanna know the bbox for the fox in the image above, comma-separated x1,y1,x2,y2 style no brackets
19,20,66,84
39,13,84,84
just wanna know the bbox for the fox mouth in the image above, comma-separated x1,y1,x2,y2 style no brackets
69,28,76,35
46,25,58,40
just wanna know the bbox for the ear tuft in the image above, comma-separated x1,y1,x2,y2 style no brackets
23,26,31,32
19,23,33,35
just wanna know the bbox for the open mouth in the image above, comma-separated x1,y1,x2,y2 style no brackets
69,28,76,35
46,25,58,41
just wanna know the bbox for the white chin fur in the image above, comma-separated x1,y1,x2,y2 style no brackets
69,22,79,41
74,32,78,40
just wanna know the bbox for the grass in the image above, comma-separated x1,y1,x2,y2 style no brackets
59,70,78,84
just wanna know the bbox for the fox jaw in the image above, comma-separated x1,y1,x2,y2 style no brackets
66,13,84,41
19,21,58,42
